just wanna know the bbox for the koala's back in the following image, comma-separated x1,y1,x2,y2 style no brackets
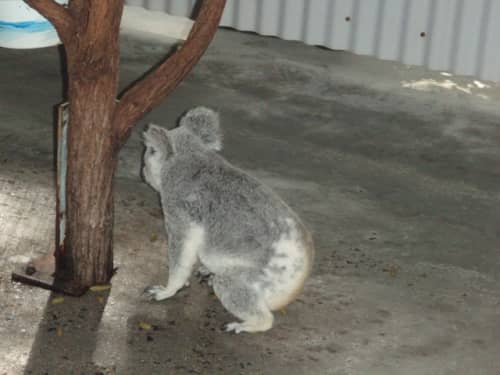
162,151,314,310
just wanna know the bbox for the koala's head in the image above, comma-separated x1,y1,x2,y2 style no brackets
142,124,172,191
142,106,222,191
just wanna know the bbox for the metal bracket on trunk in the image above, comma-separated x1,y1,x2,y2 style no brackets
11,103,85,296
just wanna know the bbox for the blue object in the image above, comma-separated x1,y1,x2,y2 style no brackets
0,0,63,49
0,20,53,33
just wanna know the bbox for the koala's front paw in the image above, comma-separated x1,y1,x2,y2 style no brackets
144,285,176,301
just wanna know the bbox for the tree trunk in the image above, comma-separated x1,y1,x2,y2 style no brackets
59,83,118,289
55,1,123,291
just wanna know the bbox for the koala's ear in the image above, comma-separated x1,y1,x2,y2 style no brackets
179,106,222,151
143,124,174,157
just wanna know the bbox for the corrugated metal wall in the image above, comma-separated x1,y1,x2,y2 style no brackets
125,0,500,82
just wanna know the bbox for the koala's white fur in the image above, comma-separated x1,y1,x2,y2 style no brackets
142,107,314,333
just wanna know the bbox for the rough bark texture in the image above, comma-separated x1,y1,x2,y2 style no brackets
23,0,225,292
56,1,123,289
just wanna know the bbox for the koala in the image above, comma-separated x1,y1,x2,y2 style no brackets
142,107,314,333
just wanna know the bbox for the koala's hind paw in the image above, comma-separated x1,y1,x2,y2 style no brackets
196,265,214,286
144,285,176,301
224,322,246,334
224,319,273,334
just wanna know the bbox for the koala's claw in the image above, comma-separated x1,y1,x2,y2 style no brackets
144,285,174,301
143,285,160,300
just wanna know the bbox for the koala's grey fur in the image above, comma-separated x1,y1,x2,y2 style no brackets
142,106,314,333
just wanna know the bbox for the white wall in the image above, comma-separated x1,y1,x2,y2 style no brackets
125,0,500,82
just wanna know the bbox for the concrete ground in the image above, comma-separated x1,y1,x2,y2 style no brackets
1,27,500,375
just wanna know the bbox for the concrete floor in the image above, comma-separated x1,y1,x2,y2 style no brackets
1,28,500,375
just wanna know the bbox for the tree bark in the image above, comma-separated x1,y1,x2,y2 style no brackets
23,0,225,292
54,0,124,291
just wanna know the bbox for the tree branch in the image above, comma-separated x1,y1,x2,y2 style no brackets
113,0,226,145
24,0,74,41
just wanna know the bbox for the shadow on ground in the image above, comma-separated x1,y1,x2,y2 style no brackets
24,291,110,375
123,279,339,375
